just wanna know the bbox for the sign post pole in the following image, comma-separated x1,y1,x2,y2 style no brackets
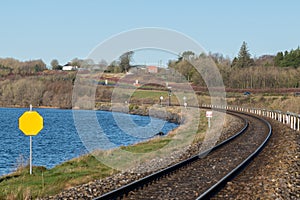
206,111,213,128
19,104,43,175
160,96,163,107
29,104,33,175
30,135,32,174
168,87,172,106
183,96,187,109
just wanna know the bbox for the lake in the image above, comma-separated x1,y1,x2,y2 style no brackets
0,108,178,176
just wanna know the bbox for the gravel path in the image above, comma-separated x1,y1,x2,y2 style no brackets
212,118,300,200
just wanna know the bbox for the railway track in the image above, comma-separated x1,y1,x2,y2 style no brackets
94,110,272,200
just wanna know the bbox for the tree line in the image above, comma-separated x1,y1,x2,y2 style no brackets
0,58,46,77
168,42,300,89
274,47,300,68
0,72,75,108
0,42,299,108
50,51,134,73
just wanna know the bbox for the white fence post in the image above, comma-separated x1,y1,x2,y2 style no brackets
293,115,297,130
294,115,297,131
279,112,282,122
223,105,300,132
297,115,300,131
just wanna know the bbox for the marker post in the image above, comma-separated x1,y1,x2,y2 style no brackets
18,104,43,175
206,111,213,128
29,105,32,174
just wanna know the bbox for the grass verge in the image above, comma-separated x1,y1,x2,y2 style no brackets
0,154,116,199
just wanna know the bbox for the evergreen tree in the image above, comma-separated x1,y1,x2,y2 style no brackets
274,48,300,68
274,52,283,66
119,51,134,73
234,41,254,68
231,57,238,67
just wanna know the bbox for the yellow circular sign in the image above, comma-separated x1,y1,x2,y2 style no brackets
19,111,43,136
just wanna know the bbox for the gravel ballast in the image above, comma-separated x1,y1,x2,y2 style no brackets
213,118,300,200
42,114,300,200
42,113,243,199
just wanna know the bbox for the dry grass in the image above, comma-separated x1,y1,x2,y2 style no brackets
14,155,28,173
227,93,300,113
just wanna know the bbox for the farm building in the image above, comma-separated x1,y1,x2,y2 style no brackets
147,66,158,73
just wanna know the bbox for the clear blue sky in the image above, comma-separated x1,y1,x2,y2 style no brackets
1,0,299,66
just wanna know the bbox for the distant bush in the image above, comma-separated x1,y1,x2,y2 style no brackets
0,58,46,76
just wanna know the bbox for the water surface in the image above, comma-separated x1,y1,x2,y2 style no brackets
0,108,178,176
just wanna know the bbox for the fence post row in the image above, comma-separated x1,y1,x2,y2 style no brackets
202,104,299,132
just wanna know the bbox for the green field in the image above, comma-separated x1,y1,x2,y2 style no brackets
131,90,168,99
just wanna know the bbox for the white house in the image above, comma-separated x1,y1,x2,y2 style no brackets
62,66,78,71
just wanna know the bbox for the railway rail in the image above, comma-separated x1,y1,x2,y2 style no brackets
94,110,272,200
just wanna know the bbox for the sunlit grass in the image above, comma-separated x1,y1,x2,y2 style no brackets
131,90,168,99
120,138,172,153
0,154,116,199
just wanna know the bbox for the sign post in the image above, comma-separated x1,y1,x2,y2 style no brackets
160,96,163,106
168,87,172,106
19,104,43,174
29,105,33,175
29,135,32,174
183,96,187,109
206,111,213,128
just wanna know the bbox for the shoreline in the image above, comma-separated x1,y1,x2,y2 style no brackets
0,104,183,178
0,103,183,124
